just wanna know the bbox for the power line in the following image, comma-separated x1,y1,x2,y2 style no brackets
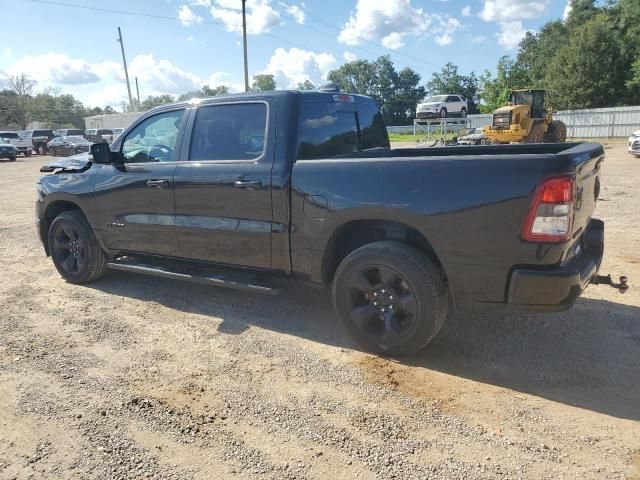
25,0,442,73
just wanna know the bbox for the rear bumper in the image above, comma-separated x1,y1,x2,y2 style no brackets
506,219,604,312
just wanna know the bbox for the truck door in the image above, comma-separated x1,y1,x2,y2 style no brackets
173,101,274,269
94,108,187,256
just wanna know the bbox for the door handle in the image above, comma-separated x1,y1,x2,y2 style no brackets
146,179,169,188
234,180,262,189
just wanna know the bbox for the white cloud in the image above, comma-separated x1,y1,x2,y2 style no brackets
1,51,236,108
343,51,358,62
338,0,463,49
563,1,572,21
191,0,211,6
210,0,282,35
5,53,119,85
178,5,203,26
281,3,305,24
496,20,529,49
263,47,336,89
435,33,453,46
462,5,471,17
338,0,429,50
470,34,487,43
479,0,549,22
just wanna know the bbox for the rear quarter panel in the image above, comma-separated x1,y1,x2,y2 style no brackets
291,149,597,307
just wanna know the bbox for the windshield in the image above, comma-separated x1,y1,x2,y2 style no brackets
425,95,447,103
67,136,88,143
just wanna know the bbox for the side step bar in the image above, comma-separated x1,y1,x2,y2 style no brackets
107,258,281,295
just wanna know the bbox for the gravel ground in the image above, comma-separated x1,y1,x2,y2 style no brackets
0,143,639,480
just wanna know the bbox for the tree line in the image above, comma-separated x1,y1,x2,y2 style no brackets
2,0,637,129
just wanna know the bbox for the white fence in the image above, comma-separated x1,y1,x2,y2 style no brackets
388,105,640,138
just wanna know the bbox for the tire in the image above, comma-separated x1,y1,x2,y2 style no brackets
37,143,46,155
332,240,448,356
9,156,16,162
47,211,108,284
440,108,447,118
543,120,567,143
523,123,543,143
460,108,467,118
26,150,32,157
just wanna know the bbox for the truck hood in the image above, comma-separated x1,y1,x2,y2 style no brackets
40,153,92,173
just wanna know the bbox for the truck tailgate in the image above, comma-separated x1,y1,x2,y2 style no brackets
562,142,604,241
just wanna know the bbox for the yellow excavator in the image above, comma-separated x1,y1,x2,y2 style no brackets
483,89,567,144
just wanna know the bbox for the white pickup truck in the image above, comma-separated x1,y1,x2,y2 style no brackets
0,131,33,157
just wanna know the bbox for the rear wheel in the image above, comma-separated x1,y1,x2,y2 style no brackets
37,143,46,155
48,211,108,284
543,120,567,143
523,123,543,143
332,241,448,356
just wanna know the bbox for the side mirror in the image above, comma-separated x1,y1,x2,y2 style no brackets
91,143,121,164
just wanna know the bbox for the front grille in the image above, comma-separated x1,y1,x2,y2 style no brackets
492,112,511,130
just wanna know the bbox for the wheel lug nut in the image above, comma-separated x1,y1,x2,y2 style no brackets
373,301,377,306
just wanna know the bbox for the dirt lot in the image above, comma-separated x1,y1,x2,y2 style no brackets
0,143,639,480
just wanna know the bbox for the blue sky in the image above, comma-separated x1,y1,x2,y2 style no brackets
1,0,571,108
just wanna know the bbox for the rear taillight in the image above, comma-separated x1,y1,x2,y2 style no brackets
521,175,575,243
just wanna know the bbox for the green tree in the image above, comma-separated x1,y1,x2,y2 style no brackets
140,94,175,110
545,14,626,109
328,56,425,125
425,63,480,113
251,74,276,92
178,85,230,101
479,56,530,113
4,73,36,129
297,80,315,90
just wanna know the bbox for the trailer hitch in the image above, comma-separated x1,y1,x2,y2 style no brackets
592,274,629,293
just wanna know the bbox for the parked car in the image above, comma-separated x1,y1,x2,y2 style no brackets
457,127,489,145
112,128,124,141
37,90,611,355
416,94,468,119
21,129,55,155
53,128,85,138
0,139,17,161
47,136,92,156
0,131,33,156
84,129,114,144
628,130,640,157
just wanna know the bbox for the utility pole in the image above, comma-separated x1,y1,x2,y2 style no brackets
117,27,135,112
135,77,141,111
241,0,249,92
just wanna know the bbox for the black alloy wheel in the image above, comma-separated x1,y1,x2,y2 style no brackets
345,265,418,344
332,241,448,356
51,222,86,276
47,211,108,284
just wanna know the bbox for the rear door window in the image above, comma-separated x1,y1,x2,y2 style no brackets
297,103,358,160
188,103,267,161
297,100,389,160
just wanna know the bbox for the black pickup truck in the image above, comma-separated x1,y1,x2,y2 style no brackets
37,90,611,355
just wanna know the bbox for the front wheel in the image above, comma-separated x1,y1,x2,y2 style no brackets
332,241,448,356
37,144,46,155
440,108,447,118
48,211,108,284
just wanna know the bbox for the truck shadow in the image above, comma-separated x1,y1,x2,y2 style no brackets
88,272,639,421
